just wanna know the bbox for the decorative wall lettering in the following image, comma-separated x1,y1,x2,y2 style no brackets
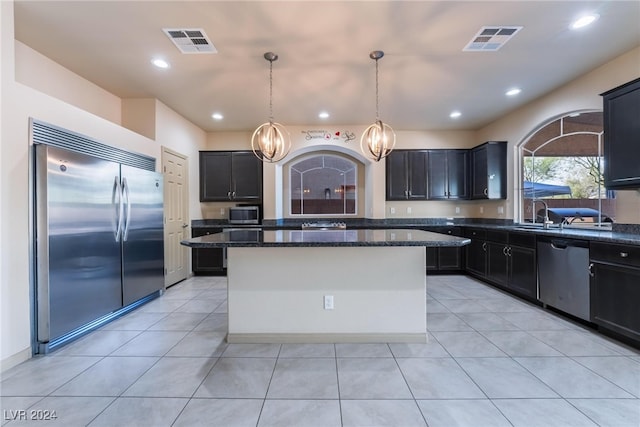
301,130,356,144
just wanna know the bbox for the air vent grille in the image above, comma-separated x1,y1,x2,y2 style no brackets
163,28,217,54
31,120,156,171
463,26,523,51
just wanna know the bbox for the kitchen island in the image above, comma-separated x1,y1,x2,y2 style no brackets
182,229,469,343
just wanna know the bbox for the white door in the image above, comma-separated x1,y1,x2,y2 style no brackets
162,147,189,287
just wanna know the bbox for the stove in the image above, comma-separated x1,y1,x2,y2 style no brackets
300,221,347,230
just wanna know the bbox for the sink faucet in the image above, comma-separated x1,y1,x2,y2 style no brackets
533,199,553,229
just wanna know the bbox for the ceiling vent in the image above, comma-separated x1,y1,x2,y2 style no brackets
163,28,217,54
463,26,523,51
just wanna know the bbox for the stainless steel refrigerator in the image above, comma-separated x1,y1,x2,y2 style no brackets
34,144,164,352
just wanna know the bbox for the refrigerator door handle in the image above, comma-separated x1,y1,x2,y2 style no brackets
113,175,124,241
122,177,132,241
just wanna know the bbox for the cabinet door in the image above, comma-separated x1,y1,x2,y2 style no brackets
427,150,448,199
591,262,640,341
232,152,263,200
408,151,428,199
439,247,462,270
425,247,438,270
446,150,469,199
470,142,507,199
486,242,508,287
386,151,409,200
470,145,488,199
465,239,487,277
508,245,537,298
603,78,640,188
200,152,232,201
191,228,225,274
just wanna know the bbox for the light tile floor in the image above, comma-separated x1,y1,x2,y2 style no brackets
1,275,639,426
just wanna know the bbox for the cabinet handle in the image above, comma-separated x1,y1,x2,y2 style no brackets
502,246,508,256
232,191,237,198
408,190,412,197
507,247,512,257
620,252,629,258
227,191,231,199
483,188,488,196
482,242,487,251
588,263,594,277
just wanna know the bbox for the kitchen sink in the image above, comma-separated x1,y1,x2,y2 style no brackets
512,225,547,230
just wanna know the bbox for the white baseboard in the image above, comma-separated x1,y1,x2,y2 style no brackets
226,333,428,344
1,347,31,374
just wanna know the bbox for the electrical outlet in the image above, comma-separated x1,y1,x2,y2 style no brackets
455,206,461,214
407,206,412,214
498,206,504,214
324,295,334,310
479,206,484,214
390,207,396,214
220,208,225,215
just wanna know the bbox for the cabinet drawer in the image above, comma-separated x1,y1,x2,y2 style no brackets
509,232,536,248
424,226,462,236
192,228,222,238
465,228,486,239
591,242,640,268
485,230,508,244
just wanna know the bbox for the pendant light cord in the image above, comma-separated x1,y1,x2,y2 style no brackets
375,58,380,122
269,59,274,124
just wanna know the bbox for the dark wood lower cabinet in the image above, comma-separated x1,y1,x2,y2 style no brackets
425,227,463,272
466,230,537,300
508,244,537,299
464,229,487,278
192,228,225,275
590,242,640,342
426,246,463,272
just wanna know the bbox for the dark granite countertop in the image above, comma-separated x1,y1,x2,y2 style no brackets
181,228,471,248
190,218,640,246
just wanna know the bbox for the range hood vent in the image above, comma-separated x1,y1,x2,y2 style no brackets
163,28,217,54
463,26,523,51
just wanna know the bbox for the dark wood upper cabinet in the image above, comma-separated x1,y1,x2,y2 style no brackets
427,149,469,199
199,151,263,202
470,141,507,199
386,142,505,201
386,150,428,200
601,78,640,189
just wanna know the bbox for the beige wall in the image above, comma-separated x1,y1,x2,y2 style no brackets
15,41,122,125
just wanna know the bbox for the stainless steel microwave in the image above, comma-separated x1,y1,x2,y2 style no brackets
228,206,260,224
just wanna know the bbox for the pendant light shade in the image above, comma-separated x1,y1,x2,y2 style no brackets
360,50,396,162
251,52,291,163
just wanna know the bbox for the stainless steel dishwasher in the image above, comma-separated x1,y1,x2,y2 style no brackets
537,236,590,321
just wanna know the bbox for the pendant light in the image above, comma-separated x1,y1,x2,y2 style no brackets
251,52,291,163
360,50,396,162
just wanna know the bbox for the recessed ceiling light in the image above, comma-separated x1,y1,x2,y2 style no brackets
318,111,330,119
570,13,600,30
211,113,223,120
151,58,169,69
506,88,521,96
450,111,462,119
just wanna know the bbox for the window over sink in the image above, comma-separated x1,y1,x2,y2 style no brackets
288,153,359,216
517,111,615,227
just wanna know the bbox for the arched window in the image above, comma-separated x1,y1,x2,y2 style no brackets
518,111,614,226
289,154,358,216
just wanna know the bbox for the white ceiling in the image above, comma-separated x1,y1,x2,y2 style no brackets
13,1,640,133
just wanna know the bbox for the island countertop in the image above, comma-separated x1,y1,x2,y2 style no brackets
181,228,471,248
